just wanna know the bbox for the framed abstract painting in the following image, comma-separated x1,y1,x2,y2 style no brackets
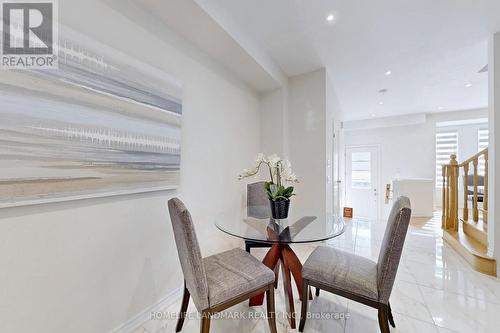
0,27,182,207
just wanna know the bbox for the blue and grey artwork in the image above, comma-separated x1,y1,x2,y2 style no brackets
0,38,182,206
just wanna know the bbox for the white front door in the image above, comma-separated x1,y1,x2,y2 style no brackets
346,146,379,219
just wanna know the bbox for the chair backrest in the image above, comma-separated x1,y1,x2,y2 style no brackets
376,196,412,304
467,174,484,186
247,181,270,218
168,198,209,311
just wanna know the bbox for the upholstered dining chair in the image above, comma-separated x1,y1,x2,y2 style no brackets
168,198,277,333
245,181,272,252
299,196,411,333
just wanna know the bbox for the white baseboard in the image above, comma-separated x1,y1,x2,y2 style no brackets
110,286,183,333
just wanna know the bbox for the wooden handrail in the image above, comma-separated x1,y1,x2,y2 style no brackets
458,148,488,167
442,148,488,232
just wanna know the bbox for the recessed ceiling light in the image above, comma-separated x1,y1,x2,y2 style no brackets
438,106,444,110
378,101,384,105
385,71,392,76
326,14,335,22
465,83,472,88
370,113,376,117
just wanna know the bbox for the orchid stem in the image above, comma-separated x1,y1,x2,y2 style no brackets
266,162,274,184
276,161,281,187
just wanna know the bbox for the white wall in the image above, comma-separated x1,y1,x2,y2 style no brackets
259,87,287,156
488,32,500,271
344,109,488,219
258,69,343,215
0,1,261,332
287,69,328,213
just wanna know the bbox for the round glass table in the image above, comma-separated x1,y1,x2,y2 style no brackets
215,205,345,329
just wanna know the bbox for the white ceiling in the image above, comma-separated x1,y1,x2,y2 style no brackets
104,0,283,92
195,0,500,120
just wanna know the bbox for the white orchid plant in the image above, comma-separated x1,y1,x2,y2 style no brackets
238,153,299,202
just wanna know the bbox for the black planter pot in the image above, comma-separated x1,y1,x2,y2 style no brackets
269,199,290,219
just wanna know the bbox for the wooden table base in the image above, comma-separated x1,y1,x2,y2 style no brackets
249,244,312,329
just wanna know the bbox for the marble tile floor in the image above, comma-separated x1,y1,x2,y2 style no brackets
134,213,500,333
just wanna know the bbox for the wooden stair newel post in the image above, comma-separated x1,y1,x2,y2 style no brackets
449,154,459,231
446,164,452,229
463,163,469,221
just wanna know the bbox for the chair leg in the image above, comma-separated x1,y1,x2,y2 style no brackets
299,279,309,332
315,288,320,297
200,310,211,333
377,304,391,333
388,302,395,328
176,282,190,332
266,285,278,333
245,241,251,253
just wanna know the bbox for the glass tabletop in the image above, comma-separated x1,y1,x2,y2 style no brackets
215,204,345,244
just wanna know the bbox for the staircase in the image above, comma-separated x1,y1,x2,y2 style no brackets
441,149,497,276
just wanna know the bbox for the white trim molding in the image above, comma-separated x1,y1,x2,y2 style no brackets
110,286,183,333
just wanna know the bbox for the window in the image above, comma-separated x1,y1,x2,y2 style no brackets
436,131,458,187
351,151,371,188
478,128,489,150
478,128,488,175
